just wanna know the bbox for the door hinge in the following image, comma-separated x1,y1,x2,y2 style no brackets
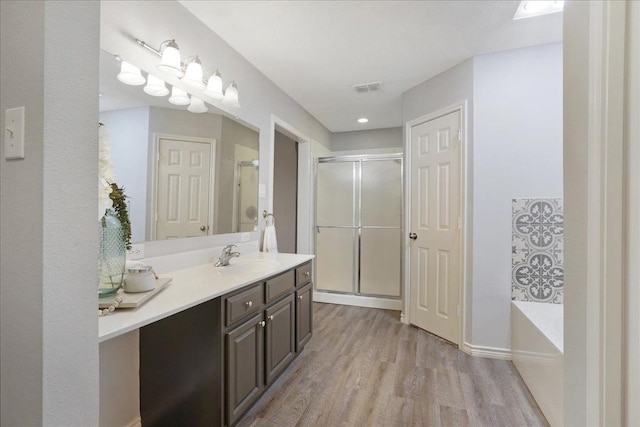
457,129,462,142
457,305,461,316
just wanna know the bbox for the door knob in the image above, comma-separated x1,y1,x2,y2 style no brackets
409,232,417,240
200,225,206,231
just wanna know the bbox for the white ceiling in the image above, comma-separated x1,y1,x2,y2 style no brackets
179,1,562,133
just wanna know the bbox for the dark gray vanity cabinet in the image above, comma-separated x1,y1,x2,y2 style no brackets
139,261,313,427
225,313,264,426
265,294,296,385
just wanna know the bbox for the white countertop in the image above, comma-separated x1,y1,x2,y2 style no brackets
99,252,314,342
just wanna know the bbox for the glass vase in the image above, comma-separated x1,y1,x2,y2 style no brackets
98,209,126,298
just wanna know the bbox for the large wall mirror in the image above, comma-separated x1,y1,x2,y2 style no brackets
99,50,260,244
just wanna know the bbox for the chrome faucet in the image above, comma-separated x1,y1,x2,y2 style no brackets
215,244,240,267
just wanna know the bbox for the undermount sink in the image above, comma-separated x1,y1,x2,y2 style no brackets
218,258,281,274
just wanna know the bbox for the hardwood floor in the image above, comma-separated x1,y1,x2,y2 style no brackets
237,303,549,427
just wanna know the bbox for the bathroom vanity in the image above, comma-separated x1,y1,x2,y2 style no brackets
98,253,314,427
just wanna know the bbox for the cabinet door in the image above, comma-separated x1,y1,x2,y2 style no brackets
265,294,296,385
226,313,264,426
296,283,313,351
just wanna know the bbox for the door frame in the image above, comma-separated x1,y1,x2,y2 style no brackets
148,133,217,241
268,115,313,255
402,100,469,349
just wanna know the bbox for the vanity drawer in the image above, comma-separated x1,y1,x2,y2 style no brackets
225,284,264,326
265,270,295,303
295,262,312,287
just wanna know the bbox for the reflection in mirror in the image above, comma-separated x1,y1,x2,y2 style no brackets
98,50,259,244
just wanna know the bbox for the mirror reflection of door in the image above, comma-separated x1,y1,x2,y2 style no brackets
235,159,259,232
155,136,216,239
273,130,298,253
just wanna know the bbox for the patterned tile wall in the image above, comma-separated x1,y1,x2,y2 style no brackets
512,198,564,303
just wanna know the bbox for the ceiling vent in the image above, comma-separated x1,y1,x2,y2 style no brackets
353,81,383,93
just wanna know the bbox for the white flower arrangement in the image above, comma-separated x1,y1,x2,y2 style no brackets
98,123,116,220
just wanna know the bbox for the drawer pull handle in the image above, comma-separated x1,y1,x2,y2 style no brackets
259,321,265,327
268,315,274,321
304,271,310,277
245,301,253,308
298,295,303,300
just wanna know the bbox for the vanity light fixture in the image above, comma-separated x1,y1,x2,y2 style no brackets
156,40,184,77
143,75,170,97
514,0,564,19
187,96,208,113
117,61,146,86
204,70,224,100
182,56,206,89
357,117,369,124
222,81,241,109
168,87,190,106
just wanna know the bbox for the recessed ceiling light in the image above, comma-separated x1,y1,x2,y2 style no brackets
357,117,369,124
514,0,564,20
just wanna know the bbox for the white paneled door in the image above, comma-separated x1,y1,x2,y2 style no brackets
156,137,213,240
409,111,461,345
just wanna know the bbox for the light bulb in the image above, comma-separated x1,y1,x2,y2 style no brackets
222,81,241,109
157,40,183,77
204,70,224,100
187,96,208,113
143,75,169,97
168,87,190,106
117,61,146,86
182,57,205,89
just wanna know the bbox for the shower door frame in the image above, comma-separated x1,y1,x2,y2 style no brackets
314,153,404,299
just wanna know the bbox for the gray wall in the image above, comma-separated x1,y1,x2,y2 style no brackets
1,1,100,425
331,127,402,152
273,131,298,253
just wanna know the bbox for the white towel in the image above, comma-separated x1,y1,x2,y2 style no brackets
262,221,278,253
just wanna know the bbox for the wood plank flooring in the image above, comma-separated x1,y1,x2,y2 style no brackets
238,303,549,427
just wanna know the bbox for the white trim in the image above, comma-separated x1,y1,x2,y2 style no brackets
269,115,313,255
313,291,402,311
462,342,512,360
149,133,216,241
123,416,142,427
402,100,469,349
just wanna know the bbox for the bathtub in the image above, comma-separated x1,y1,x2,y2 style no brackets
511,301,563,427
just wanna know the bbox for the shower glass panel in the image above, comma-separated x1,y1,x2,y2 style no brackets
315,155,402,299
360,159,402,297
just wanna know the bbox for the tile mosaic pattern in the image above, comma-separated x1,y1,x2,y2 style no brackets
512,198,564,303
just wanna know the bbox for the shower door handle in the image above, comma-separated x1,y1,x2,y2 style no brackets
409,232,417,240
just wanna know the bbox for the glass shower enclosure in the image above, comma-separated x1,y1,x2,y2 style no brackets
315,154,403,298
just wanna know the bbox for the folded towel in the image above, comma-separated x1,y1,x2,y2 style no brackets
262,221,278,253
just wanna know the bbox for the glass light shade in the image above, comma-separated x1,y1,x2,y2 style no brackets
222,81,241,109
117,61,146,86
157,41,183,77
181,57,205,89
143,75,169,97
204,71,224,100
187,96,208,114
168,87,190,106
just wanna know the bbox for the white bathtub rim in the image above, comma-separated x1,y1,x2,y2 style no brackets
511,300,564,353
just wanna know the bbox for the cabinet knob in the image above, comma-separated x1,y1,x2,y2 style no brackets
304,271,310,277
245,301,253,308
268,315,274,321
298,295,303,300
259,321,265,327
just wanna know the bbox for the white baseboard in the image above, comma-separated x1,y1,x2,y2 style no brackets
462,342,512,360
313,291,402,311
124,416,142,427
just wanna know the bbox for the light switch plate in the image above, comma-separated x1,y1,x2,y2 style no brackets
5,106,25,160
